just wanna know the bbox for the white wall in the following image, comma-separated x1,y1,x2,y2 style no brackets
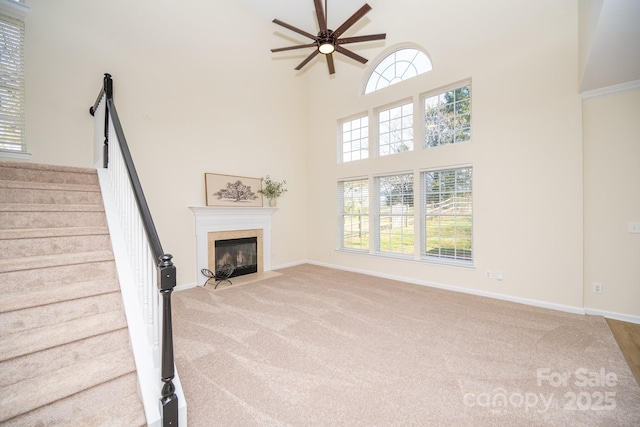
583,90,640,318
24,0,310,285
305,0,585,311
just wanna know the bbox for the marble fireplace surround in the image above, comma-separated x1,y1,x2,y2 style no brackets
189,206,277,286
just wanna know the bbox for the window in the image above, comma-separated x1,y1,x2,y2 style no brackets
341,115,368,163
339,179,369,251
375,174,414,255
378,102,413,156
424,84,471,148
421,167,472,263
364,48,432,94
0,3,27,156
338,56,474,265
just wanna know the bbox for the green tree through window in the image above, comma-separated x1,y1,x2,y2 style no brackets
424,85,471,148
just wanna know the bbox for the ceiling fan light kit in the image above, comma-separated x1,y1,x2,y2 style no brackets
271,0,386,75
318,40,335,55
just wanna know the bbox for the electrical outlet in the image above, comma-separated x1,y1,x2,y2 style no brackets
592,282,603,294
496,271,504,281
485,270,492,279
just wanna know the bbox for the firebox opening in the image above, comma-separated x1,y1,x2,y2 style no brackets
215,237,258,278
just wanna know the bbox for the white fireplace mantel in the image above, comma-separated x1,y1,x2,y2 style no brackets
189,206,277,285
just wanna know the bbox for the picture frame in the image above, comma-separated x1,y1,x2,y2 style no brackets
204,173,263,207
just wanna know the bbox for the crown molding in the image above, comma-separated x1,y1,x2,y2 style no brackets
582,79,640,100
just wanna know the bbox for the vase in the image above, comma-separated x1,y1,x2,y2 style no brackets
268,198,277,207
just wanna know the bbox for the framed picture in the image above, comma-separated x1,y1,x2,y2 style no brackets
205,173,263,207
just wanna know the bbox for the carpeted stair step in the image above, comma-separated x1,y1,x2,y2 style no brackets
71,385,147,427
0,226,109,240
0,291,123,338
1,259,118,292
0,203,106,229
0,278,120,314
0,328,132,387
0,161,99,186
1,372,146,427
0,250,115,274
0,179,102,204
0,346,136,423
0,231,112,259
0,308,128,362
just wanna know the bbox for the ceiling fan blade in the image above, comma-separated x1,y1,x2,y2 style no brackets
331,3,372,39
326,53,335,74
273,19,318,40
313,0,327,35
271,43,318,53
338,33,386,45
295,50,320,70
335,45,368,64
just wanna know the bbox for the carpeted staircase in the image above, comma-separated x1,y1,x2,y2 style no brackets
0,161,146,426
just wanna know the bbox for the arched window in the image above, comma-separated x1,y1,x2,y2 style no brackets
364,48,432,94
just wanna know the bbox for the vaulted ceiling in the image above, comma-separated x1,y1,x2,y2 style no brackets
580,0,640,92
241,0,640,93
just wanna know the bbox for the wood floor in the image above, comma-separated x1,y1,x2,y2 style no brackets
607,318,640,386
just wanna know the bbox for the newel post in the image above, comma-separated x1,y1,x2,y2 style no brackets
158,254,178,426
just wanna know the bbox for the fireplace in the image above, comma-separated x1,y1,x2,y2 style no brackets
207,228,264,278
214,237,258,278
190,206,276,288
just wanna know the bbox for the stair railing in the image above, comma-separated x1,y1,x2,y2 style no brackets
90,73,181,427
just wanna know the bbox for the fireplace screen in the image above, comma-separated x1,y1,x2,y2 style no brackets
214,237,258,278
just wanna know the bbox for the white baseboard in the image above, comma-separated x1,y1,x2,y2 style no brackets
175,282,197,292
585,308,640,325
272,260,306,270
305,260,586,316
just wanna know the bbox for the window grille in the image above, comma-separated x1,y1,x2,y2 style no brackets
364,48,432,94
378,102,413,156
341,115,369,163
424,84,471,148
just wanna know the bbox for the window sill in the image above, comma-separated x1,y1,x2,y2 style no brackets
337,248,475,269
0,150,31,160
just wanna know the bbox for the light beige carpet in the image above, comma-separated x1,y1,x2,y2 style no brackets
173,264,640,426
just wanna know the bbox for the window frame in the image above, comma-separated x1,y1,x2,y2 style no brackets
364,47,433,95
0,0,29,159
339,113,369,164
337,75,474,267
373,172,415,257
422,81,472,149
420,166,473,265
338,178,370,252
376,99,414,157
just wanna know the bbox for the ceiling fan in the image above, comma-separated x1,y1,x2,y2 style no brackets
270,0,386,75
